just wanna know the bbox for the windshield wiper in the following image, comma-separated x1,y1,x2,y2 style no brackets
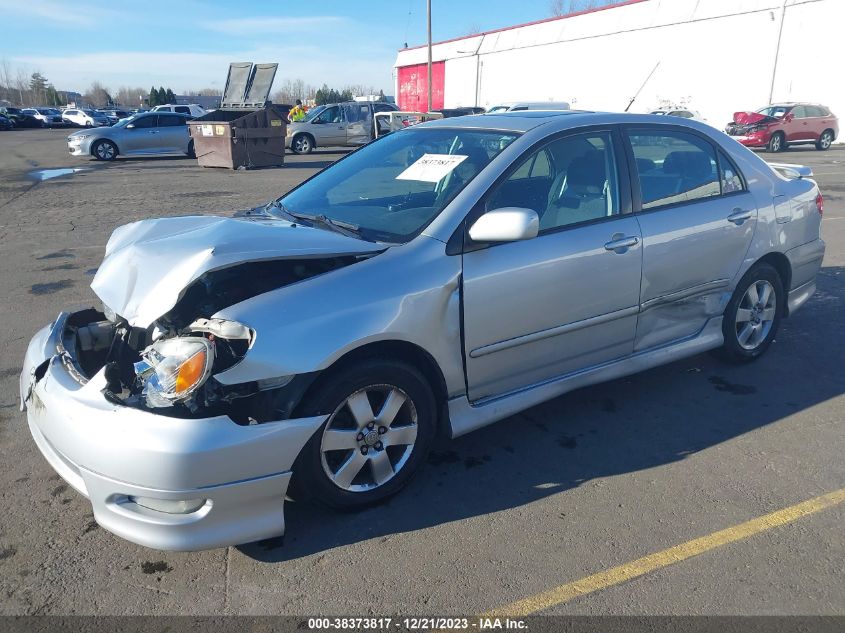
264,200,365,240
287,211,363,240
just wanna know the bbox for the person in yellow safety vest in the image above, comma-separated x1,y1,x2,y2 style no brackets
289,99,308,122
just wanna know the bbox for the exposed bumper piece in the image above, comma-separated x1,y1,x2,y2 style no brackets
20,312,325,551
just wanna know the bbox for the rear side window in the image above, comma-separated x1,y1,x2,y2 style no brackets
174,106,189,114
718,151,745,194
629,130,720,210
158,115,186,127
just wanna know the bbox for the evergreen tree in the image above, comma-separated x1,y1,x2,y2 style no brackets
378,89,385,102
149,86,158,106
165,88,175,103
158,86,167,104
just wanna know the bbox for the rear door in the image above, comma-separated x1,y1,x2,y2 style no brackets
344,103,374,145
462,129,642,400
156,114,189,151
626,127,757,351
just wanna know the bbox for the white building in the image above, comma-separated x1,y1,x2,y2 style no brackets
394,0,843,131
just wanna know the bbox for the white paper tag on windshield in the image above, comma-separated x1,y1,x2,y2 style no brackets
396,154,468,183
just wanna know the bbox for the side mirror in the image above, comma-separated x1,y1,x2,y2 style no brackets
468,207,539,243
126,123,135,129
784,113,795,122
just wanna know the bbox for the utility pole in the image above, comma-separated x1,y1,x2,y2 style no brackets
427,0,433,112
769,0,788,104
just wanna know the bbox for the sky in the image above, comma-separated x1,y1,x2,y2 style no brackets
0,0,617,96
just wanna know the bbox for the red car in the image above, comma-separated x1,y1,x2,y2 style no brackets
725,103,838,153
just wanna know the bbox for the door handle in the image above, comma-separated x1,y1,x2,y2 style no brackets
604,236,639,252
727,208,753,225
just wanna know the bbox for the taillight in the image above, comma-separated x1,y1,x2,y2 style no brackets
816,193,824,216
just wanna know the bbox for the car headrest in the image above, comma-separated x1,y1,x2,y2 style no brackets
567,151,606,191
663,151,711,179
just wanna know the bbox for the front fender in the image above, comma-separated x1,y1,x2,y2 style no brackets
212,236,465,397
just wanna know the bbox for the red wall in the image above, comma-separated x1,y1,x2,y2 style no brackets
397,62,445,111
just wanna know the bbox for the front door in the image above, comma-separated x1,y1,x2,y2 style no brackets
462,129,643,401
626,127,757,351
121,114,161,153
309,105,346,146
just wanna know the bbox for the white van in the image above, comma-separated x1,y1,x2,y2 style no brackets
152,104,207,118
486,102,571,113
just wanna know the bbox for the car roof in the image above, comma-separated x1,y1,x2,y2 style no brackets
416,110,719,134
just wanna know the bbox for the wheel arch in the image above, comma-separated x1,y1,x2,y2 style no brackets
755,251,792,313
90,137,120,157
294,131,316,149
300,339,451,435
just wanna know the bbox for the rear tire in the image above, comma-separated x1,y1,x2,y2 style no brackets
716,263,783,364
92,139,117,161
767,132,785,153
816,129,834,151
291,359,436,510
291,134,313,155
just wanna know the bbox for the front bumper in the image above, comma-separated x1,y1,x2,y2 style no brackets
20,312,325,551
730,133,769,148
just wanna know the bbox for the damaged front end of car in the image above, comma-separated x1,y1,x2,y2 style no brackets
20,214,386,550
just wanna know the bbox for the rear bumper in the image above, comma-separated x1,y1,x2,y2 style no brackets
786,239,825,316
20,312,325,551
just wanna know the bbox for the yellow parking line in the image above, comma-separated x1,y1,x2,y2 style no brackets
484,488,845,617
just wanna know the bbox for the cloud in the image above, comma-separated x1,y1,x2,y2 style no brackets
200,15,351,36
13,46,395,94
0,0,123,27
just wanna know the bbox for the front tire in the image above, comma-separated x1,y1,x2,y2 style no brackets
767,132,785,153
186,139,196,158
92,139,117,161
291,359,436,510
816,129,834,151
291,134,313,155
717,263,783,364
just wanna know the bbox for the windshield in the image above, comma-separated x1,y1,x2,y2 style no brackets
279,127,519,243
113,113,143,128
303,104,327,121
757,106,792,118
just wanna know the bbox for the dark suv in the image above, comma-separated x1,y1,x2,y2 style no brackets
725,103,838,152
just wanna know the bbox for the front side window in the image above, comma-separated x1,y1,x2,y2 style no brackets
629,130,720,210
487,132,620,231
130,115,156,129
314,106,342,124
280,128,518,243
791,106,807,118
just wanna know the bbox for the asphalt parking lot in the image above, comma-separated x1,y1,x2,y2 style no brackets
0,128,843,616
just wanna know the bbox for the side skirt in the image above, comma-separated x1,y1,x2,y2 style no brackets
447,317,724,438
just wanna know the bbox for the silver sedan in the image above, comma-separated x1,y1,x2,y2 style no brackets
67,111,194,160
21,112,825,550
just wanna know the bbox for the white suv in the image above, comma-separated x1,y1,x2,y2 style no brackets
61,109,110,127
152,104,207,118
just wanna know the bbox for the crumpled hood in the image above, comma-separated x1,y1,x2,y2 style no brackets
92,215,383,328
733,111,776,125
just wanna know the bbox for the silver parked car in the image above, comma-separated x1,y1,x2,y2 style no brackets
67,111,194,160
286,101,399,154
21,112,824,550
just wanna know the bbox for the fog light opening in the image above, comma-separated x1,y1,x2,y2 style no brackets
129,496,207,514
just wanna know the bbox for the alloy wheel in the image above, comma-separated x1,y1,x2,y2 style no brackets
820,132,833,150
320,385,418,492
95,142,115,160
770,135,782,152
735,280,777,350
